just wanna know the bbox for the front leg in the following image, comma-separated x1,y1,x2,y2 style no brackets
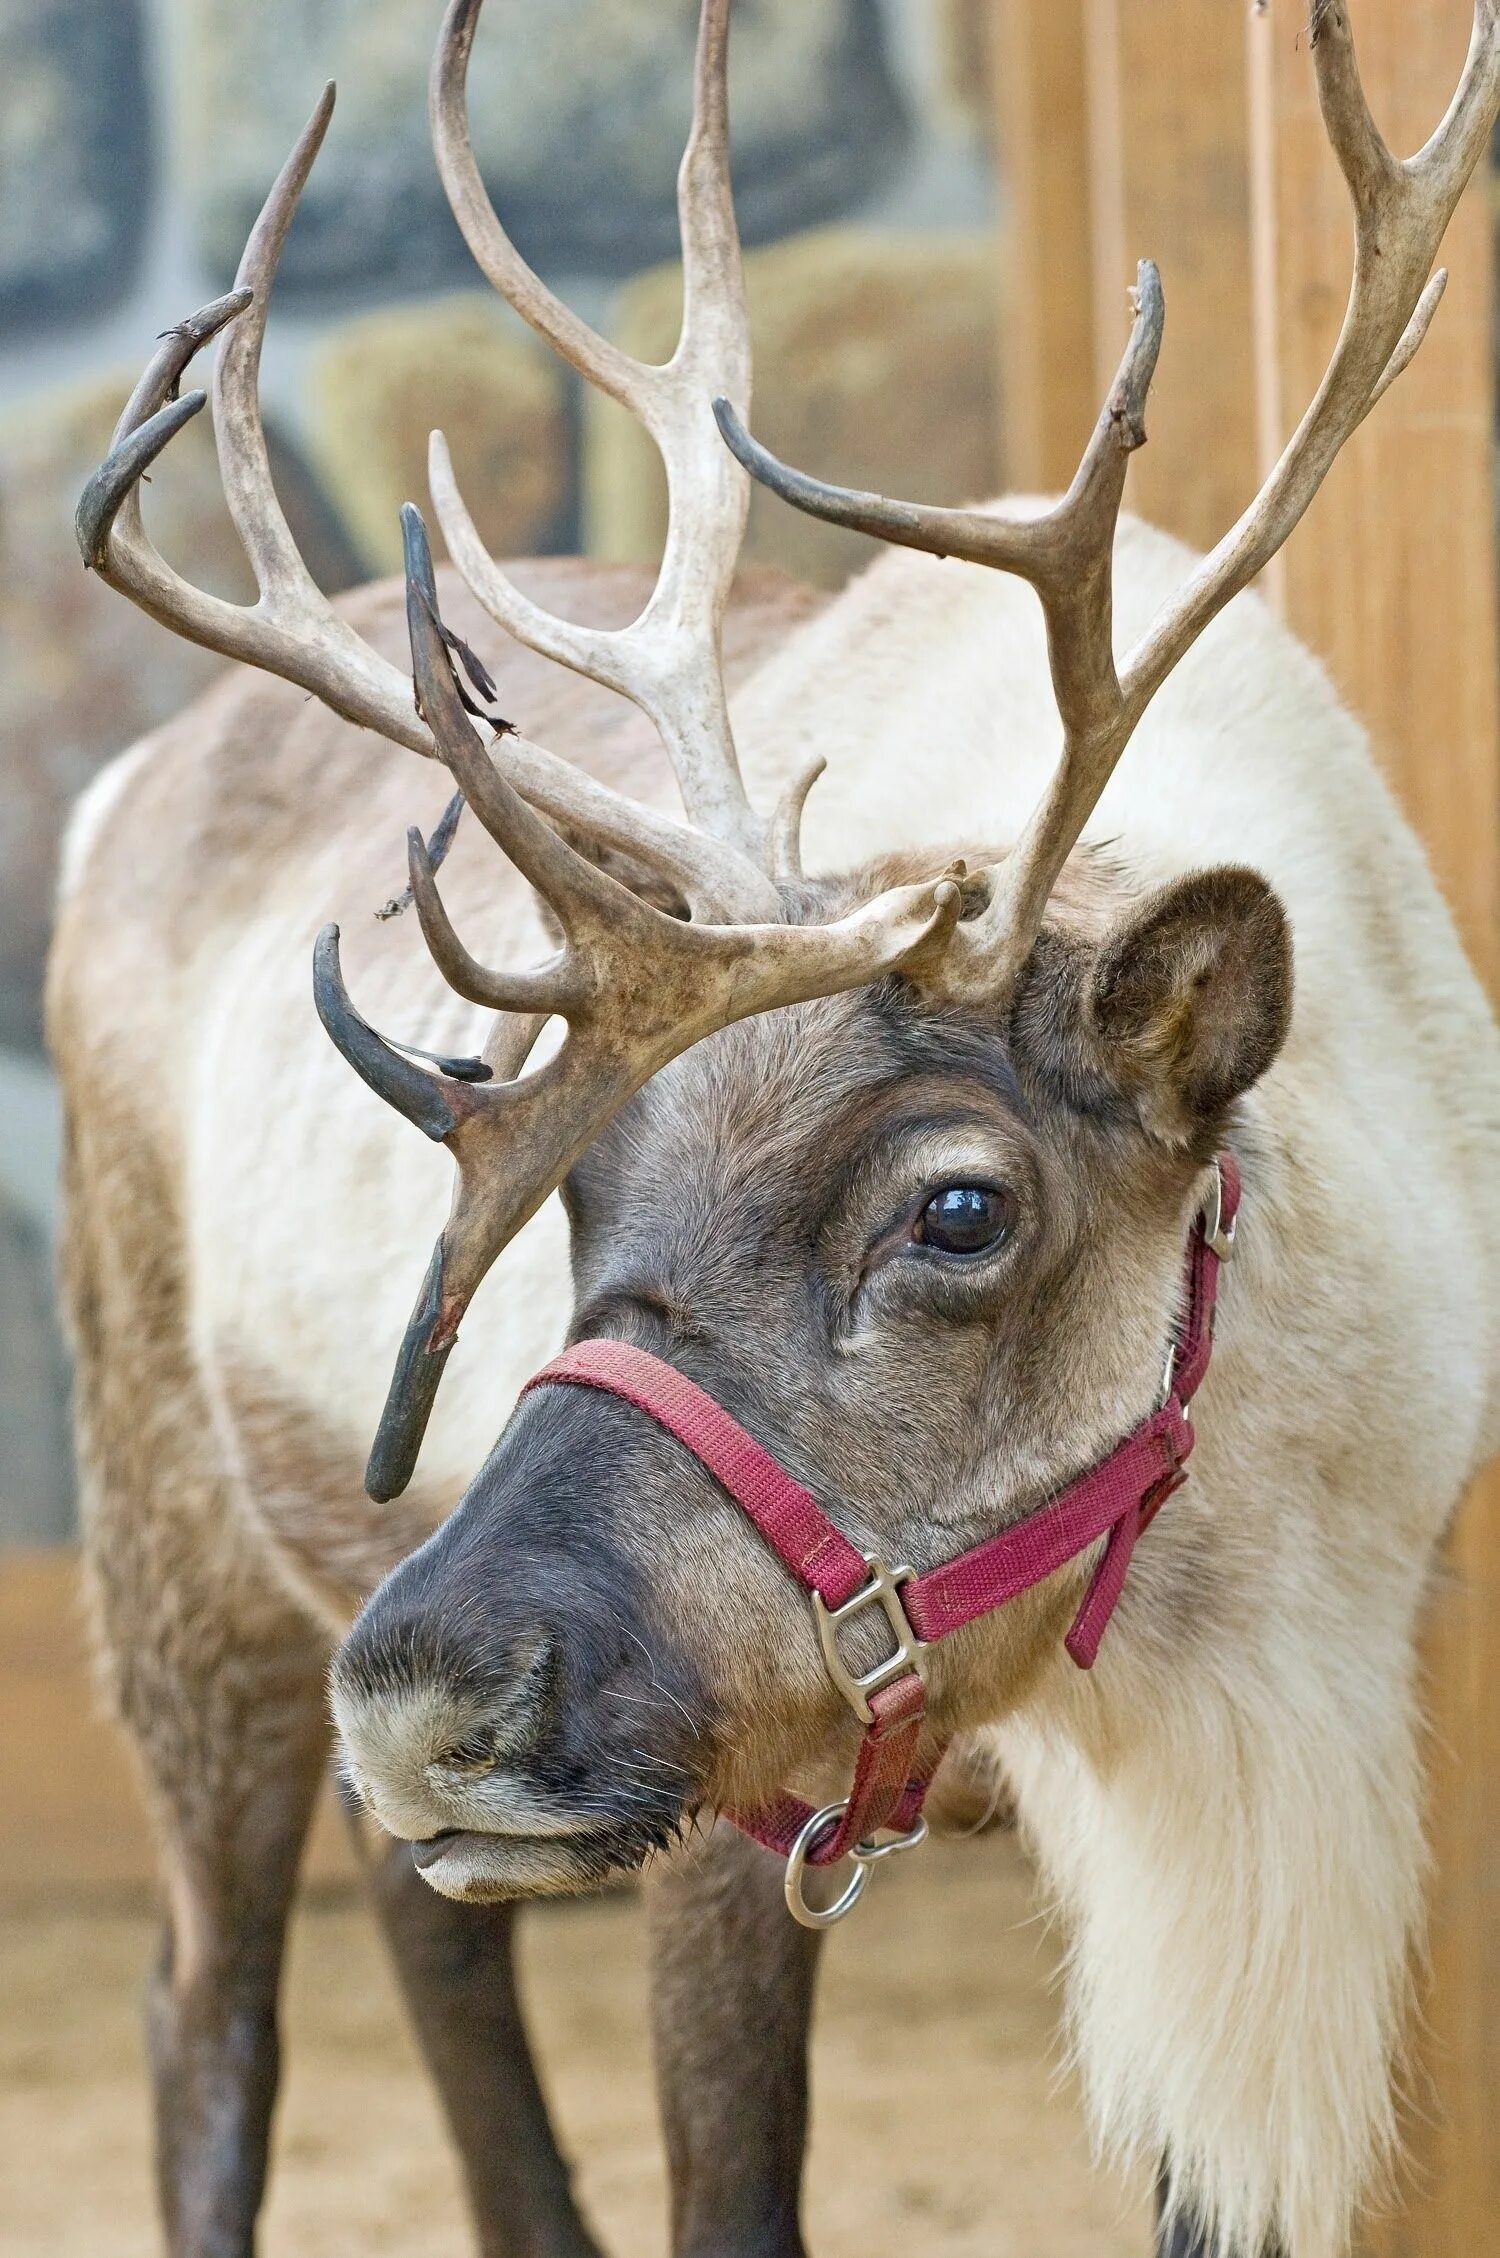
646,1822,822,2258
1157,2205,1214,2258
357,1821,602,2258
1157,2176,1288,2258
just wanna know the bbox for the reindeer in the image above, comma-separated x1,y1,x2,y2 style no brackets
54,1,1499,2254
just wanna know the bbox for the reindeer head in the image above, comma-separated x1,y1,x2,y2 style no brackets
79,0,1498,1897
327,846,1293,1898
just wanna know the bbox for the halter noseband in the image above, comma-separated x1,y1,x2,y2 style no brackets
524,1155,1239,1927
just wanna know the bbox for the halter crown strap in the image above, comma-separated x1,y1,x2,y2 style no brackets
523,1154,1239,1923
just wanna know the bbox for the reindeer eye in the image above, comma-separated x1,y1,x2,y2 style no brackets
914,1184,1012,1256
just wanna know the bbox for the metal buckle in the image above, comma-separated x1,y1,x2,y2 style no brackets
783,1801,930,1930
1203,1159,1237,1264
812,1554,927,1725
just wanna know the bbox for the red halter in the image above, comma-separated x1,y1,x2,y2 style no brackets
524,1155,1239,1926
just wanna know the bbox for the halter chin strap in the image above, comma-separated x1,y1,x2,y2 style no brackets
524,1154,1240,1927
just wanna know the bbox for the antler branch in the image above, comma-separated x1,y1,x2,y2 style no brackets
718,2,1500,994
74,98,769,921
78,91,432,750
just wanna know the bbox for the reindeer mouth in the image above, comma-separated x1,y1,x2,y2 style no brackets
409,1818,673,1902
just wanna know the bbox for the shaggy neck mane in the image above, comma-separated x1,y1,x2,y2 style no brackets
996,1442,1429,2258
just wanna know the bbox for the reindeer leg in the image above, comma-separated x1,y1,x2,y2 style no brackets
66,1100,343,2257
353,1817,602,2258
1156,2173,1289,2258
143,1655,329,2258
646,1822,821,2258
89,1517,331,2258
1156,2201,1213,2258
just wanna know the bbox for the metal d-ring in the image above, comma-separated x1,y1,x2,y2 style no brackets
783,1802,931,1931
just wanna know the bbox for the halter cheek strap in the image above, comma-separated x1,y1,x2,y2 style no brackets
523,1154,1239,1928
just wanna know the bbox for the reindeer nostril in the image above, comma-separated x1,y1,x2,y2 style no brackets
432,1728,504,1778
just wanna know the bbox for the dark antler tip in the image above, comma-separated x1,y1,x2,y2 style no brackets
364,1245,456,1501
400,504,440,605
75,389,212,569
405,824,432,881
712,395,752,458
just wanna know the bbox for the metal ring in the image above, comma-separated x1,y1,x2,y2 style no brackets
783,1803,868,1930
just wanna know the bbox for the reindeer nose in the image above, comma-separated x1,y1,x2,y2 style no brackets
329,1607,559,1840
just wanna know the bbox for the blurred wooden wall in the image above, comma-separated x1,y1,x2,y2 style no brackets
993,2,1498,2248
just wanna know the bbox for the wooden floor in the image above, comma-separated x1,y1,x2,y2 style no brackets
0,1845,1155,2258
0,1548,1152,2255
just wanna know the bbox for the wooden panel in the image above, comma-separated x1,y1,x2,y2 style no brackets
991,0,1097,490
1082,0,1258,549
1247,4,1499,2250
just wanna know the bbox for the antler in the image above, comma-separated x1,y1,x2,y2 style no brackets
715,0,1500,994
74,78,772,922
318,512,960,1500
427,0,766,877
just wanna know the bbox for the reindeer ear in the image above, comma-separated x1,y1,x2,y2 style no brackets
1080,867,1292,1144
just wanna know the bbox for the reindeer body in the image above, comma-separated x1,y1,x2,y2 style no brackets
55,519,1500,2257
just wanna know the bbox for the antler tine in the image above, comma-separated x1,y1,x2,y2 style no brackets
675,0,745,375
715,259,1163,755
429,0,646,414
214,85,340,614
402,507,667,966
75,286,246,570
720,1,1498,995
406,830,587,1017
769,756,828,885
428,0,769,896
714,258,1165,964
